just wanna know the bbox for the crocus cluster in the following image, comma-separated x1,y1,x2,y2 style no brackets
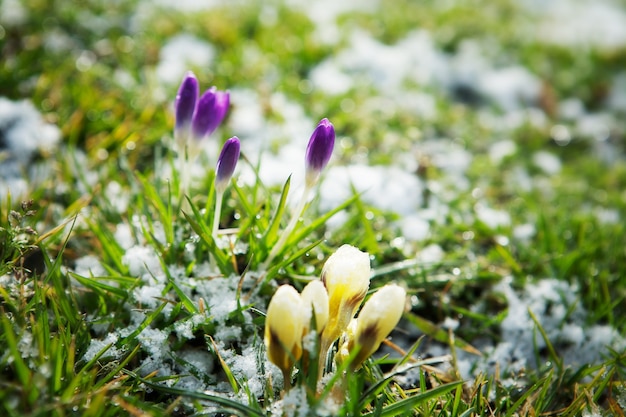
175,71,230,158
174,71,231,197
264,244,406,391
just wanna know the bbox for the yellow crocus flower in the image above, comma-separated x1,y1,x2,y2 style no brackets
301,280,329,335
319,245,371,373
264,285,305,387
340,284,406,370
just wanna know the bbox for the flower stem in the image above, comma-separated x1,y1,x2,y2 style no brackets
212,190,224,240
262,184,311,270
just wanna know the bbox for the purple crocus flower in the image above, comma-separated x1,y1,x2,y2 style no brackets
215,136,241,192
191,87,230,142
174,71,230,153
174,71,199,147
305,118,335,187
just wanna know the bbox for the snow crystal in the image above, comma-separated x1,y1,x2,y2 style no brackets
475,203,511,229
478,67,541,112
82,332,121,362
595,208,619,224
513,223,536,242
320,164,424,215
137,327,170,360
114,222,135,250
0,97,61,198
310,59,354,95
397,215,430,242
416,243,444,264
105,181,129,213
442,317,459,331
156,34,215,85
453,276,626,381
274,385,310,417
489,140,517,164
533,151,562,175
534,0,626,49
133,283,166,308
0,0,28,26
122,245,163,280
73,255,106,277
174,314,206,339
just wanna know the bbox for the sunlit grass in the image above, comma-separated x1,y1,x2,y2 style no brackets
1,0,625,415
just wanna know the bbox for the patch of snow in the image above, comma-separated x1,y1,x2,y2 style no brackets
0,97,61,199
513,223,536,242
319,164,424,215
82,332,122,363
309,59,354,95
137,327,170,361
397,215,430,242
475,203,511,229
533,151,562,175
156,34,216,85
0,0,28,26
453,276,626,381
534,0,626,49
489,140,517,164
595,208,619,224
73,255,107,277
122,245,163,281
416,244,444,264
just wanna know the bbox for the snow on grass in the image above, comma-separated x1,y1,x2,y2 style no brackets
0,98,61,199
453,276,626,381
156,34,216,85
531,0,626,49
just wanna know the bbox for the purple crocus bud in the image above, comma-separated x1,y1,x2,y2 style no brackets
215,136,241,192
305,118,335,187
191,87,230,142
174,71,199,147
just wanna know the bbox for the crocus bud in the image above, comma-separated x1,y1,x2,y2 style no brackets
320,244,370,346
191,87,230,143
265,285,305,376
174,71,199,148
215,136,241,193
301,280,329,335
344,284,406,370
305,118,335,188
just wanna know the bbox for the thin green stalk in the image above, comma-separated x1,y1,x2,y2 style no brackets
213,190,224,240
262,184,311,270
178,147,189,199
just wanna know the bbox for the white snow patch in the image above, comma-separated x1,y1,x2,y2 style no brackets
534,0,626,49
122,245,163,281
455,276,626,381
513,223,536,242
416,244,444,264
533,151,562,175
156,34,215,85
0,98,61,199
319,164,424,215
397,215,430,242
73,255,107,277
82,332,122,362
0,0,28,26
475,203,511,229
489,140,518,164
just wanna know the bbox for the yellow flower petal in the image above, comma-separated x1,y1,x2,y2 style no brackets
352,284,406,368
264,285,305,372
301,280,329,334
321,244,371,345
